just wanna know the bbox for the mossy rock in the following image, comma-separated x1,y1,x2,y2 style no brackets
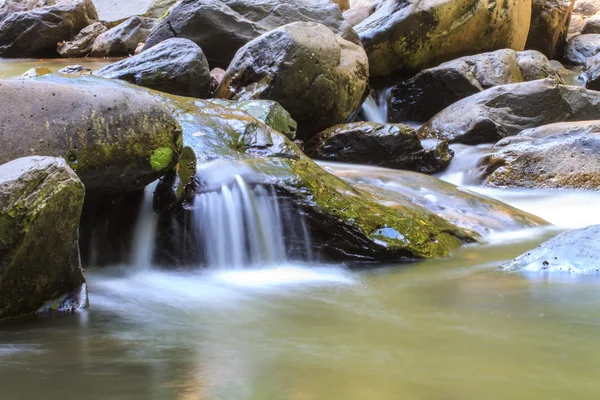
0,156,87,320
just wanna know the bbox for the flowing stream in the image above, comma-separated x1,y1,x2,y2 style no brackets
2,59,600,399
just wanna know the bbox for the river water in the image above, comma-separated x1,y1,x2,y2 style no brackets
2,59,600,399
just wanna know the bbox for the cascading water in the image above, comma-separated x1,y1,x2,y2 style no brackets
131,182,159,269
436,144,494,186
361,87,392,123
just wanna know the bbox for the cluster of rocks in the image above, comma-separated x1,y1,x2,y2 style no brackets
3,0,600,320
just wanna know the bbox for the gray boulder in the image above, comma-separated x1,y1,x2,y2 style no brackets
480,121,600,189
304,122,453,174
501,225,600,274
582,14,600,33
142,0,360,69
91,16,156,57
0,156,87,320
389,49,561,123
418,79,600,144
95,38,211,98
57,21,107,57
215,22,369,141
0,0,54,23
0,0,98,57
0,78,182,194
565,33,600,64
583,54,600,89
354,0,532,78
526,0,575,59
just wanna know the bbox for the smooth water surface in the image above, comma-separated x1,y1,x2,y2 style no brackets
0,58,121,79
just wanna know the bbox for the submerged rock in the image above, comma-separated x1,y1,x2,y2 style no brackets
143,0,359,69
95,38,211,98
58,21,107,57
501,225,600,273
481,121,600,189
304,122,452,174
0,156,87,320
565,33,600,64
389,49,561,123
526,0,575,59
0,0,98,57
57,65,92,75
0,78,182,194
215,22,369,141
91,16,156,57
418,79,600,144
355,0,532,78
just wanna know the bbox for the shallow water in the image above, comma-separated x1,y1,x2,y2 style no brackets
0,58,120,79
3,64,600,398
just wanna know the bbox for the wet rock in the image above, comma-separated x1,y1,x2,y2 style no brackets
320,162,547,237
18,66,52,79
153,146,197,212
583,54,600,89
480,121,600,189
355,0,532,78
0,156,87,320
526,0,575,59
95,38,211,98
418,79,600,144
0,0,97,57
209,99,297,140
0,78,182,194
143,0,360,69
210,68,226,94
57,21,107,57
215,22,369,141
501,225,600,274
91,16,156,57
582,14,600,33
565,33,600,64
57,65,92,75
304,122,452,174
389,49,561,123
0,0,54,23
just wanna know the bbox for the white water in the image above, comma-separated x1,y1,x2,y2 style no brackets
131,182,158,269
361,87,392,123
436,144,494,186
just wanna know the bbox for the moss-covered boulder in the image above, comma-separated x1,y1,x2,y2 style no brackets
0,78,182,194
304,122,453,174
215,22,369,141
0,156,87,320
355,0,532,78
480,121,600,189
418,79,600,144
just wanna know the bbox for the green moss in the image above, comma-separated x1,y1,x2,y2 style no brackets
150,147,174,171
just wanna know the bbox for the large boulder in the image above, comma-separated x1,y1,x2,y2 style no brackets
526,0,575,59
0,156,87,320
91,16,156,57
0,78,182,194
215,22,369,141
57,21,107,57
142,0,360,69
354,0,532,78
304,122,453,173
418,79,600,144
0,0,54,22
0,0,98,57
582,14,600,33
564,33,600,64
480,121,600,189
389,49,561,123
583,53,600,89
95,38,211,99
501,225,600,274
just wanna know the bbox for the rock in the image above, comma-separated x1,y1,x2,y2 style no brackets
92,0,174,23
142,0,360,69
480,121,600,189
574,0,600,16
0,156,87,320
526,0,575,59
582,14,600,33
501,225,600,274
354,0,532,78
134,42,144,55
583,54,600,89
320,162,547,238
18,66,52,79
57,64,92,75
342,4,373,26
95,38,211,98
389,49,561,123
57,21,107,57
565,33,600,64
0,78,182,194
0,0,54,23
153,146,197,212
215,22,369,141
208,99,297,140
418,79,600,144
569,13,586,38
91,16,155,57
304,122,452,173
333,0,350,11
210,68,226,93
0,0,98,57
143,0,177,18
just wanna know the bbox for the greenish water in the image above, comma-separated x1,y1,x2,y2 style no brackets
0,58,120,79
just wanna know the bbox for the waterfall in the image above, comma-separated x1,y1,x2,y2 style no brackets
193,175,310,268
435,144,494,186
361,87,392,123
131,182,158,269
